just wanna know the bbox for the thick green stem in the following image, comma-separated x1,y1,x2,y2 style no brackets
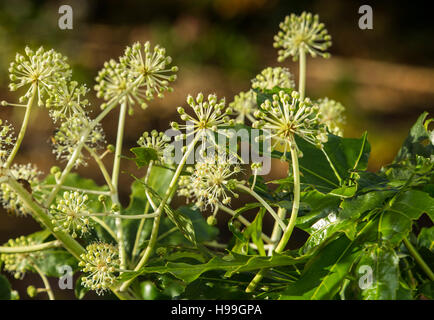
120,135,199,292
5,83,37,168
403,237,434,281
7,178,85,259
246,138,300,293
45,99,119,206
111,102,128,270
268,207,287,256
6,177,133,300
298,48,306,100
0,240,61,253
236,183,286,231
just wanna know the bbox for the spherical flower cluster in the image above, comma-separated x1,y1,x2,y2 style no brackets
251,67,295,91
0,120,15,166
79,242,120,295
0,236,43,279
253,90,328,156
95,41,177,113
0,163,41,216
274,12,332,62
47,81,89,122
229,90,257,124
316,98,346,136
8,46,71,106
50,191,92,238
178,154,241,211
51,115,105,168
171,93,233,144
137,130,174,164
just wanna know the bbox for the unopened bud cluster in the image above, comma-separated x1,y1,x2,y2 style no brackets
78,242,120,295
171,93,233,142
274,12,332,62
0,163,41,216
253,90,328,156
251,67,295,91
0,236,43,279
137,130,174,164
50,191,92,238
95,41,177,114
316,98,346,136
8,46,71,106
178,154,241,211
52,115,105,168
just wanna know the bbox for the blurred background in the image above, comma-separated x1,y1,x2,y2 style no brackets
0,0,433,299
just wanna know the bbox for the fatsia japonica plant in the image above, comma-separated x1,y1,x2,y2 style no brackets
0,12,433,300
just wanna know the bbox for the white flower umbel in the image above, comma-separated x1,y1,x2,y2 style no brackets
0,120,15,166
253,90,328,156
137,130,174,164
50,191,92,238
316,98,346,136
79,242,120,295
8,46,71,106
0,236,43,279
229,90,257,124
52,115,105,168
252,67,295,91
120,41,178,101
0,163,41,216
95,42,177,114
178,154,241,211
47,81,89,122
273,12,332,62
171,93,233,146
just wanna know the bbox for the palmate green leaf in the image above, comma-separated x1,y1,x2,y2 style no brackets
231,208,266,255
0,274,11,300
340,190,395,220
290,132,370,192
296,190,341,230
379,190,434,245
280,235,361,300
129,147,159,168
394,112,433,163
120,252,306,284
418,227,434,252
357,243,400,300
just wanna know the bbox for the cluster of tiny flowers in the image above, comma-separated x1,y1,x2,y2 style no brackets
50,191,91,238
178,154,241,211
229,90,257,124
8,46,71,106
251,67,295,91
46,81,89,121
171,93,233,144
274,12,332,62
0,163,41,216
52,115,105,167
253,90,328,156
316,98,346,136
0,120,15,166
95,41,177,113
137,130,174,164
79,243,120,295
0,236,43,279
